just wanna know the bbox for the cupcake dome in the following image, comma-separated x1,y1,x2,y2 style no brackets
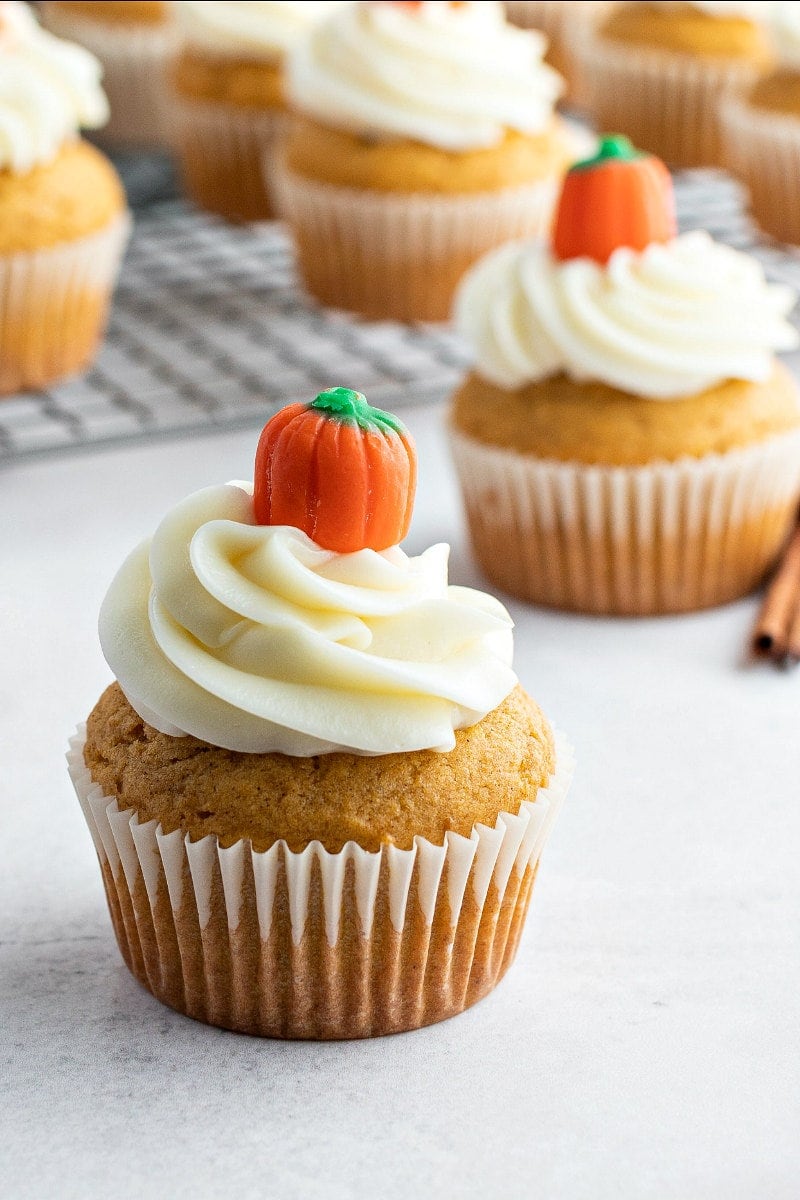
0,1,128,395
450,137,800,613
279,0,577,321
71,391,570,1038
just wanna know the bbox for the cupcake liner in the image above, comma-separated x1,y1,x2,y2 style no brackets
0,213,131,397
570,26,763,167
67,730,573,1039
40,4,177,149
274,161,560,322
505,1,617,105
172,97,288,222
720,94,800,244
449,425,800,615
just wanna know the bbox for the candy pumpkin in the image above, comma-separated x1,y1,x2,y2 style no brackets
254,387,417,554
553,134,676,266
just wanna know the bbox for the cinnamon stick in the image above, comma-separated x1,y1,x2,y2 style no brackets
752,516,800,663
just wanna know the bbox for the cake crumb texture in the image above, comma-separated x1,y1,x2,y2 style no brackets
84,682,555,853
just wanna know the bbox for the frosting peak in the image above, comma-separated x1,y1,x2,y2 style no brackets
456,231,799,398
0,1,108,173
287,0,563,151
99,482,517,756
175,1,352,61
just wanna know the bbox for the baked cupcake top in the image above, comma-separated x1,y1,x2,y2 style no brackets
99,389,517,756
175,1,351,63
287,0,563,151
646,2,764,17
0,0,108,173
456,136,798,398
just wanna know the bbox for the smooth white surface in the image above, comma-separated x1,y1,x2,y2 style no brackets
1,403,798,1200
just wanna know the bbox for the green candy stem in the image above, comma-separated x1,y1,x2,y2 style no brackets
310,387,406,436
570,134,644,173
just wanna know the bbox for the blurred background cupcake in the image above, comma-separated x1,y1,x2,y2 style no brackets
0,1,129,396
504,1,618,106
721,1,800,244
40,0,177,149
278,0,575,322
449,137,800,614
572,1,775,167
171,0,349,223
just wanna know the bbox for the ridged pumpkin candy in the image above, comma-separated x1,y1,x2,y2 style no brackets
553,134,677,265
254,387,417,553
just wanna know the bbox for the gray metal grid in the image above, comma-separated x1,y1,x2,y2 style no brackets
3,167,800,463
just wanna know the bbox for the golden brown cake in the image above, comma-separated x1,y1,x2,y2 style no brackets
279,1,572,321
53,1,167,25
69,390,571,1038
449,138,800,614
0,4,128,397
573,1,775,166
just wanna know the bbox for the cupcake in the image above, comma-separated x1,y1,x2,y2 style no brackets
504,1,618,105
449,137,800,615
572,1,775,167
278,0,575,322
0,1,129,397
721,3,800,244
40,1,177,149
67,388,572,1038
171,1,348,222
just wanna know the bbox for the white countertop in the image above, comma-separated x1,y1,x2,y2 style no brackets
2,403,799,1200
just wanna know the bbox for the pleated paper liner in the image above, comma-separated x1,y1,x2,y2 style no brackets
449,426,800,615
68,731,572,1039
40,4,177,150
570,25,763,167
172,98,288,222
0,213,131,397
273,162,561,322
720,94,800,245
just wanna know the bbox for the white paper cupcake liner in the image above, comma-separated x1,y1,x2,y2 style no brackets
274,161,560,322
40,4,177,149
172,97,288,222
720,93,800,245
571,25,763,167
450,425,800,614
67,729,573,1038
0,213,131,397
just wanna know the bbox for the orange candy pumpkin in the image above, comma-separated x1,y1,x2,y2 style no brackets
553,134,676,266
253,388,417,554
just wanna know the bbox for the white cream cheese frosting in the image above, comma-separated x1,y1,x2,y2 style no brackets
0,1,108,173
176,1,351,62
287,0,563,151
99,481,517,756
770,1,800,68
455,230,799,398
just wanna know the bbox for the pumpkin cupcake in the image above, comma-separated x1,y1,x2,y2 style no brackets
68,388,571,1038
279,0,575,322
721,3,800,244
0,1,129,397
40,2,177,148
449,137,800,615
504,1,618,105
171,1,348,222
572,1,775,167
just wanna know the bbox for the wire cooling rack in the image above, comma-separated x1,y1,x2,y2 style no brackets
3,165,800,463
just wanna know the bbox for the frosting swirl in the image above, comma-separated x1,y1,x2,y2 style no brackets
455,231,799,399
175,1,351,61
771,2,800,68
99,482,517,756
0,1,108,173
287,0,563,151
